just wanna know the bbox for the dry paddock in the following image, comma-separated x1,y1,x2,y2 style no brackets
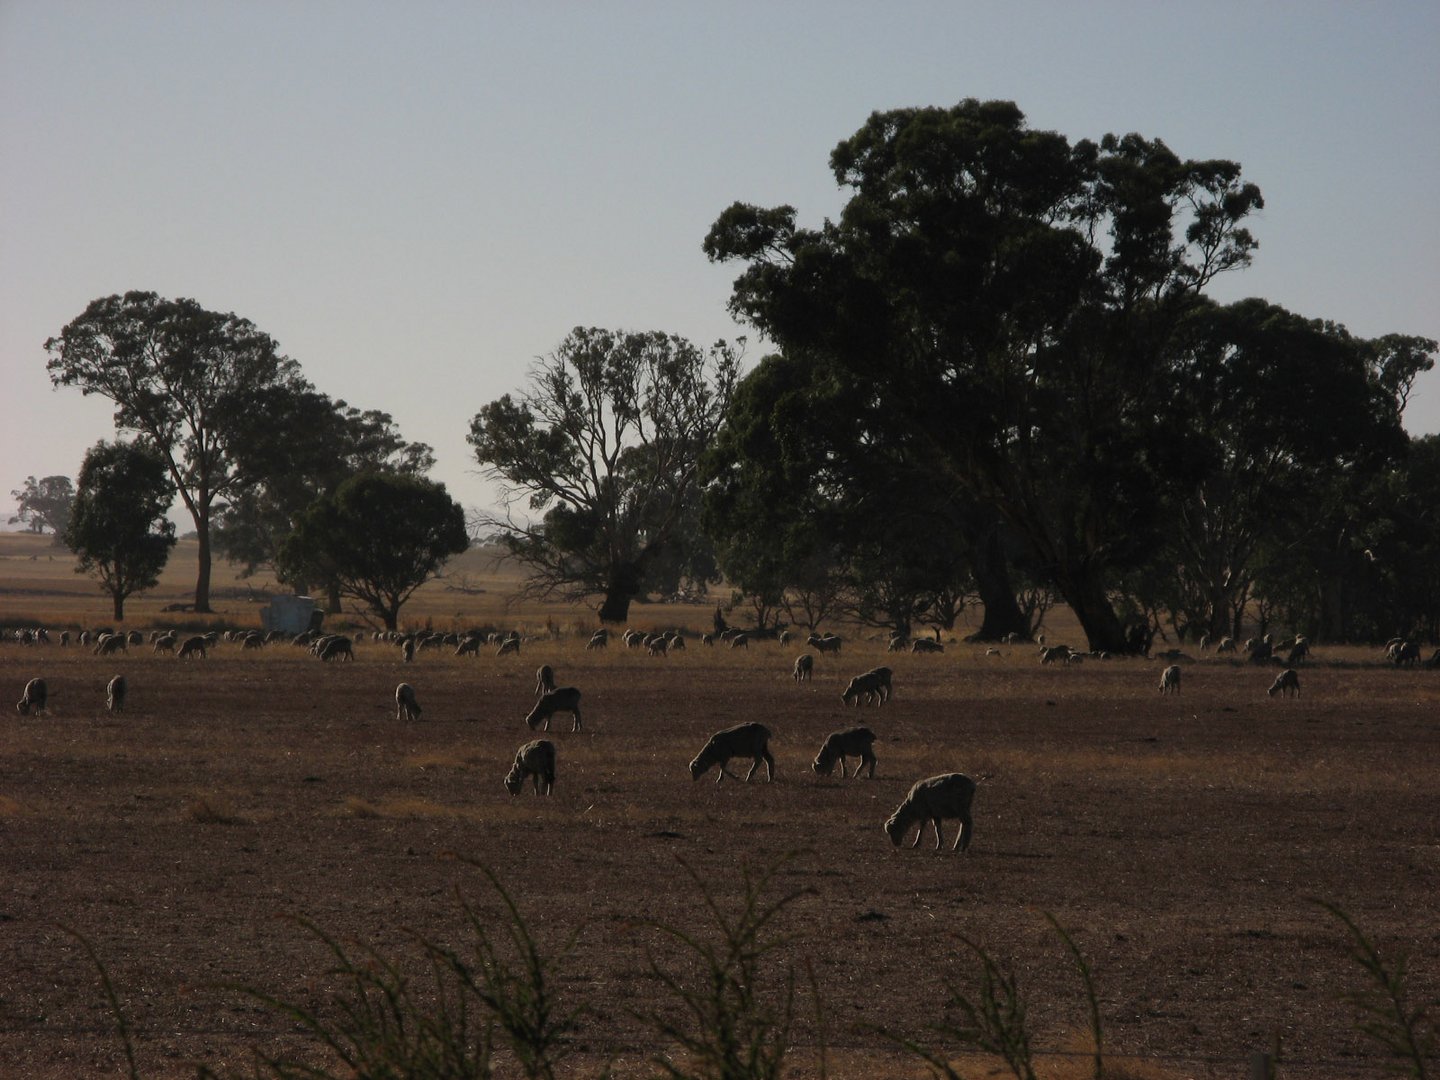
1,636,1437,1078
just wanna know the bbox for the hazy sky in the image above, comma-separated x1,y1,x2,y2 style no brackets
3,2,1437,527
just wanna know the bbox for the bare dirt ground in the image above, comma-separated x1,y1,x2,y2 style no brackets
0,535,1437,1078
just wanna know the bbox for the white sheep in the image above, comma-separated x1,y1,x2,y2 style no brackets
1268,669,1301,698
884,773,977,852
106,674,127,714
792,654,814,683
812,726,877,779
525,687,582,732
176,635,208,660
841,667,892,706
1158,665,1181,695
395,682,422,721
16,677,47,716
689,722,774,783
807,633,842,655
316,636,354,662
505,739,556,795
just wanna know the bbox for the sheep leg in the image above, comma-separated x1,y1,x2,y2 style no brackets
571,706,582,732
954,812,973,852
863,754,876,779
837,758,849,779
761,749,774,781
931,819,944,850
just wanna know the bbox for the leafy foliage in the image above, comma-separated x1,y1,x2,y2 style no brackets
46,291,309,612
469,327,741,622
278,472,468,630
64,440,176,621
9,474,75,541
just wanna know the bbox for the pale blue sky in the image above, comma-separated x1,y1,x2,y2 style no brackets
3,1,1437,525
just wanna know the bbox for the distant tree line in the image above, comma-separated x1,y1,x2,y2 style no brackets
31,103,1439,643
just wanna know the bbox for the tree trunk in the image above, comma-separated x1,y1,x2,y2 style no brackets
598,589,632,624
194,512,213,613
112,592,125,621
1054,569,1133,654
970,531,1030,641
327,580,342,615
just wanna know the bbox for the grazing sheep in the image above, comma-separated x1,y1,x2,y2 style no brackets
1248,640,1275,664
1216,636,1237,654
401,637,416,663
153,632,177,654
689,722,774,783
884,773,977,852
59,631,70,647
666,632,686,651
93,633,126,657
455,636,481,657
1286,637,1310,666
504,739,556,795
792,653,814,683
176,636,208,660
317,636,354,662
535,664,556,696
647,635,670,656
1268,669,1301,698
16,677,47,716
1158,665,1182,695
496,635,521,657
395,682,422,721
106,675,127,714
888,634,908,653
984,648,1002,657
586,629,609,650
807,633,842,655
241,631,265,650
701,633,714,646
1039,644,1072,664
812,726,877,779
910,638,944,654
524,687,582,732
1391,641,1420,668
728,632,749,650
624,629,645,649
841,667,893,706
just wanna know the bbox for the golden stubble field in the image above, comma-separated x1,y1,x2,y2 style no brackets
1,532,1437,1079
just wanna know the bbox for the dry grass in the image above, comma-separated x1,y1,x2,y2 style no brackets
2,537,1438,1078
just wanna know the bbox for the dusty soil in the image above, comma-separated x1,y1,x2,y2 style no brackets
0,535,1436,1078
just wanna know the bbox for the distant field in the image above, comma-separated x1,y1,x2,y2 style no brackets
1,533,1437,1078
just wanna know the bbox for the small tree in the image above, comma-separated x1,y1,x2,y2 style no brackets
65,441,176,621
9,475,76,542
278,473,469,630
469,326,741,623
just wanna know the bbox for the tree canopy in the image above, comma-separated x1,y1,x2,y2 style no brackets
9,475,75,543
65,441,176,621
46,291,309,613
468,327,741,623
277,472,469,630
704,99,1434,651
215,389,435,608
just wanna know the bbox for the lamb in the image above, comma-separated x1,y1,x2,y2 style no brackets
16,677,47,716
395,682,422,721
524,687,582,732
504,739,556,795
535,664,556,696
812,726,877,779
317,636,354,662
689,722,774,783
792,654,814,683
841,667,892,706
106,675,127,714
1268,669,1301,698
176,635,208,660
1158,665,1182,695
883,773,977,852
